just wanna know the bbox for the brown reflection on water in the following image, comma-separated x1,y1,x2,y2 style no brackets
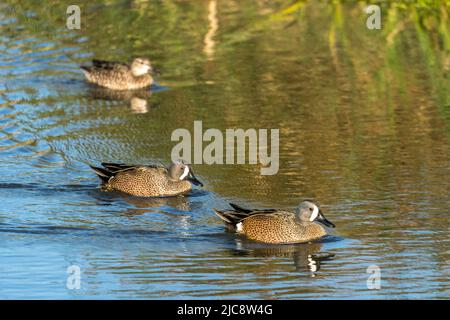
120,194,191,216
87,87,153,114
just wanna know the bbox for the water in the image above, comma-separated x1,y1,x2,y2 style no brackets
0,1,449,299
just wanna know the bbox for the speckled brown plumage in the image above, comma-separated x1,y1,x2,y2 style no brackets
214,203,330,244
81,59,153,90
90,163,192,197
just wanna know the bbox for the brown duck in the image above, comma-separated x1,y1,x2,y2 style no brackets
90,162,203,197
81,58,154,90
214,201,335,244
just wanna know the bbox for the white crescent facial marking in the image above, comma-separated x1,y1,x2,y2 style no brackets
310,205,319,222
179,166,189,180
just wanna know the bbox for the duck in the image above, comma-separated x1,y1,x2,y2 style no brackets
81,58,154,90
214,200,335,244
90,161,203,197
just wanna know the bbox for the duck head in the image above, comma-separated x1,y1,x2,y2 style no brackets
296,200,335,228
169,161,203,187
131,58,153,76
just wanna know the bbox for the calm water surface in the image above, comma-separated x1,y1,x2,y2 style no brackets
0,1,449,299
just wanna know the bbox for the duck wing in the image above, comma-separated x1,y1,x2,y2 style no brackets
91,59,130,71
100,162,139,172
214,203,278,225
90,162,166,183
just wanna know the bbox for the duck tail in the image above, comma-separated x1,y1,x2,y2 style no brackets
213,207,251,226
213,208,234,224
80,65,91,72
80,66,93,81
229,203,252,213
89,165,112,183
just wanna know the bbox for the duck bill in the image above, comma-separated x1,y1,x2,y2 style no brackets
187,172,203,187
316,210,335,228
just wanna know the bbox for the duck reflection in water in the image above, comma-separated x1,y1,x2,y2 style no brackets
91,189,197,218
87,86,154,114
232,240,335,276
120,194,193,216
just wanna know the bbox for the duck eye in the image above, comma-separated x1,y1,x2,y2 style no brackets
309,208,313,211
